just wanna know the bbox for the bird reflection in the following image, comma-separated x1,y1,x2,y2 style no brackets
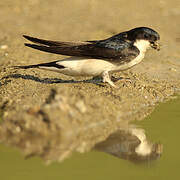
95,127,163,163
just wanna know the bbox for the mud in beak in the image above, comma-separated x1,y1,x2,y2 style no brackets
150,41,160,51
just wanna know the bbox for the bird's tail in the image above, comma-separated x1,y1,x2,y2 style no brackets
13,64,40,69
13,61,65,70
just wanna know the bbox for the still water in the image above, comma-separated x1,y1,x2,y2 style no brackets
0,97,180,180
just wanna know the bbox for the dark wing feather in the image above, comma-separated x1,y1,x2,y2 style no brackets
23,35,80,46
23,35,139,62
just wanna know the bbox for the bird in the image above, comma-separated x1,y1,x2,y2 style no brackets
15,27,160,87
95,128,163,162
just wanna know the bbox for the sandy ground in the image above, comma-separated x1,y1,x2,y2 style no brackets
0,0,180,162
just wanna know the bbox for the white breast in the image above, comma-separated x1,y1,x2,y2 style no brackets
129,39,150,66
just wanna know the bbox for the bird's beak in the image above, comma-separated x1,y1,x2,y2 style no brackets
150,41,160,51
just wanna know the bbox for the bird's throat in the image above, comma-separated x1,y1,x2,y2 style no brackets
134,40,150,53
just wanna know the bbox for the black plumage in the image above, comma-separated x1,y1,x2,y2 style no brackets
23,35,139,63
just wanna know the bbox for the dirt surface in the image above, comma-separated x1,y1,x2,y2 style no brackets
0,0,180,162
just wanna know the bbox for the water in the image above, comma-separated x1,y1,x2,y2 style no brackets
0,97,180,180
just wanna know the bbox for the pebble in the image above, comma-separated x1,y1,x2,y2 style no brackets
0,45,8,50
169,67,177,72
75,100,87,113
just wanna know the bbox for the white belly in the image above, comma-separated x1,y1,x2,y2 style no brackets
55,57,116,76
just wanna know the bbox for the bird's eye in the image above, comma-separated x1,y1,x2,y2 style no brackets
144,34,149,39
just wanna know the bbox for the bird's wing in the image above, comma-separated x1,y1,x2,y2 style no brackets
23,35,139,62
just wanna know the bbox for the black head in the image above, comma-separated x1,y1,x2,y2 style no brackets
127,27,160,41
126,27,160,50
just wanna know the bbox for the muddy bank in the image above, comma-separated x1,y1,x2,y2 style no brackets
0,0,180,162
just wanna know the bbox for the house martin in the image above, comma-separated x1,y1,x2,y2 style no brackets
15,27,160,87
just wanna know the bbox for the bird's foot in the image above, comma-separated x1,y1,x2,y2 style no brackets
102,71,117,88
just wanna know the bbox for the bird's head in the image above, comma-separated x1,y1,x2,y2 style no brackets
126,27,160,52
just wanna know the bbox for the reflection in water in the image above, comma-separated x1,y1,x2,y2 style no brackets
0,88,163,163
0,97,180,180
95,126,163,162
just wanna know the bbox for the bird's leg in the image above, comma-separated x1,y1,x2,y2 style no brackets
102,71,117,88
